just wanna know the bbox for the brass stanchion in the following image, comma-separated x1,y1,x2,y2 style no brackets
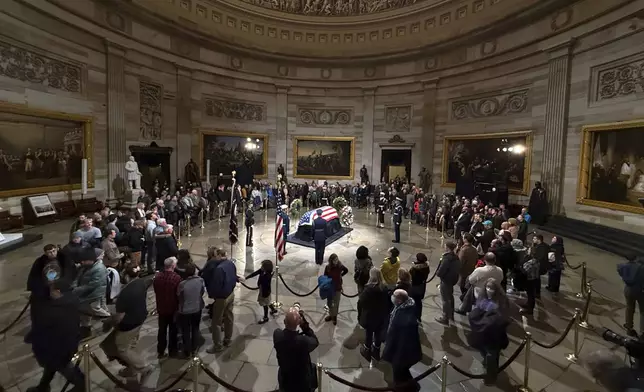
82,344,91,392
191,357,201,392
187,216,192,237
576,263,587,298
317,363,323,392
565,309,581,363
580,283,593,330
200,210,205,229
272,264,282,309
440,356,448,392
517,333,532,392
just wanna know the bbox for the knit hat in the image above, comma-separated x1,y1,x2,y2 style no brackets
511,239,527,252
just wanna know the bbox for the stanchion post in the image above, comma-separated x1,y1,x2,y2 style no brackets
272,264,283,309
576,263,587,298
82,344,91,392
440,356,449,392
565,309,581,363
191,357,201,392
580,283,593,330
187,216,192,237
517,333,532,392
200,210,205,229
317,363,323,392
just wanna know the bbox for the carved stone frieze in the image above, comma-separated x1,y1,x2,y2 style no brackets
240,0,420,16
204,97,264,122
298,108,352,125
385,105,412,132
451,89,529,120
596,59,644,101
0,41,81,93
139,81,163,140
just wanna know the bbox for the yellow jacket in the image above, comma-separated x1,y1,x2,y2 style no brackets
380,256,400,285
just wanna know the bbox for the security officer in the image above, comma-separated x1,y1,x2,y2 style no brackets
392,197,403,243
245,204,255,247
312,209,327,265
279,205,290,254
377,192,386,228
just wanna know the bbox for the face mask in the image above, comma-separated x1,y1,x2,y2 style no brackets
391,295,397,306
45,270,58,282
486,288,495,297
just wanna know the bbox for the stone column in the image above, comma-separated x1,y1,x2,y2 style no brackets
420,79,439,193
106,42,127,201
275,85,289,179
362,88,376,183
176,66,192,182
541,40,574,215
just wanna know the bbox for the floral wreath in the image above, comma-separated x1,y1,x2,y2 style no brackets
289,198,303,217
341,205,354,227
332,196,347,212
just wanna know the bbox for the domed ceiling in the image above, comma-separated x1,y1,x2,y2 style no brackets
119,0,573,64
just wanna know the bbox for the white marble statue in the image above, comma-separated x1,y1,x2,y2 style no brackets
125,155,142,190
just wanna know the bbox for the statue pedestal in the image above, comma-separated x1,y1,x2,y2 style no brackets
123,189,143,210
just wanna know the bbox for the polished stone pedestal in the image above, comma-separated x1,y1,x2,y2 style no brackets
122,188,142,210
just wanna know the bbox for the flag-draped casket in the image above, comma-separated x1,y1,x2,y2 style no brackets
294,206,342,241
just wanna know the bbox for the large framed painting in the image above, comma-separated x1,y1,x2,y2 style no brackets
200,130,268,178
293,136,355,180
441,131,533,195
0,102,93,198
577,120,644,214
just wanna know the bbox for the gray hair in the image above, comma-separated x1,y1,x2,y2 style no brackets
164,257,177,269
366,267,384,289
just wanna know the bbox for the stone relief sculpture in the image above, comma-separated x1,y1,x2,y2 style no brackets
0,41,81,93
596,59,644,101
139,81,163,140
385,105,411,132
204,97,264,122
451,89,529,120
298,108,352,125
242,0,419,16
125,155,142,190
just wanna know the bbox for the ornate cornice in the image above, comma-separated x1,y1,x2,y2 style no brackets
591,51,644,103
297,107,353,125
203,96,265,121
450,88,530,120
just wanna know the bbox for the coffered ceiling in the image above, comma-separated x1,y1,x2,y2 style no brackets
113,0,576,64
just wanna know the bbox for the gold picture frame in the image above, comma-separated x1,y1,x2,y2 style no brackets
199,130,269,179
441,131,533,195
0,101,94,198
577,120,644,215
293,136,355,180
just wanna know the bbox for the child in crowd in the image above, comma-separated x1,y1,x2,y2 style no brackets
245,259,278,324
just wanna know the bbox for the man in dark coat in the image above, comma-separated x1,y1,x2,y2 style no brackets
273,307,319,392
27,279,85,392
245,204,255,247
154,227,179,271
383,289,422,392
528,181,548,225
435,240,462,325
312,210,327,265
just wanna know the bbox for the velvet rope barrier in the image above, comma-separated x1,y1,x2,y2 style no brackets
532,314,577,349
239,281,259,291
0,299,30,335
200,362,279,392
278,273,320,297
341,290,359,298
90,352,191,392
59,354,82,392
425,259,442,284
565,255,582,270
324,362,441,391
448,339,527,379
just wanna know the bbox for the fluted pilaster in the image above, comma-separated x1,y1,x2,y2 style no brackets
541,41,573,214
362,88,376,182
176,66,192,181
421,79,438,192
275,85,289,178
106,42,127,199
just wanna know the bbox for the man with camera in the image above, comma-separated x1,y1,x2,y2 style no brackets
273,306,319,392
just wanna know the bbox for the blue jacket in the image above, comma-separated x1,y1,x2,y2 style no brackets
318,275,333,300
73,260,107,303
279,211,290,237
203,258,237,299
618,259,644,294
313,217,326,242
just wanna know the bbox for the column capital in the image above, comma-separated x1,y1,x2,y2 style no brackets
543,37,577,60
275,84,290,94
175,64,192,78
421,78,439,90
362,87,377,96
104,40,126,57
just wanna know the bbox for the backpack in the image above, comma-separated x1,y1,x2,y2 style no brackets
318,275,333,300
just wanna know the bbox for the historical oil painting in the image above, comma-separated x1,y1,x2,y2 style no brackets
442,131,533,194
293,136,355,179
0,103,93,198
577,120,644,214
200,131,268,178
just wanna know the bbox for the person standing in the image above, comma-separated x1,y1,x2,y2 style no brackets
458,233,479,297
358,268,389,362
392,197,403,243
245,204,255,247
380,247,401,290
528,181,548,225
245,259,278,324
520,255,540,315
100,265,153,382
383,289,422,392
376,192,386,228
155,226,179,272
617,253,644,337
546,236,565,293
312,209,327,265
278,205,290,254
409,253,430,322
324,254,349,325
203,247,238,353
153,257,182,358
353,246,373,295
435,240,461,325
27,280,85,392
273,307,319,392
177,263,205,357
73,248,110,339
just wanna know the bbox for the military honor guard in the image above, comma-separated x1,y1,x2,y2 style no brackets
376,192,386,228
392,197,403,243
245,204,255,247
312,209,327,265
278,205,290,254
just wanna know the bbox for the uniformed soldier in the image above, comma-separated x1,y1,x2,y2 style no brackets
278,204,290,254
312,209,327,264
245,204,255,247
392,197,403,243
376,192,386,228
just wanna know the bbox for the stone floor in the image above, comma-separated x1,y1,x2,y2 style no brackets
0,208,633,392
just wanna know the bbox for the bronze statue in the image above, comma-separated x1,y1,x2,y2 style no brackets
360,165,369,184
418,167,431,192
184,159,200,184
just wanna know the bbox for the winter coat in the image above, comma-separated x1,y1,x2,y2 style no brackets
458,244,479,279
357,284,389,330
354,257,373,287
436,252,461,286
409,262,430,298
73,260,107,303
380,257,400,286
383,298,422,369
467,305,510,352
31,291,80,369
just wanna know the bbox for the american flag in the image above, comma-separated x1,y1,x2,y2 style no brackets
229,200,238,245
275,213,285,261
298,206,338,227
